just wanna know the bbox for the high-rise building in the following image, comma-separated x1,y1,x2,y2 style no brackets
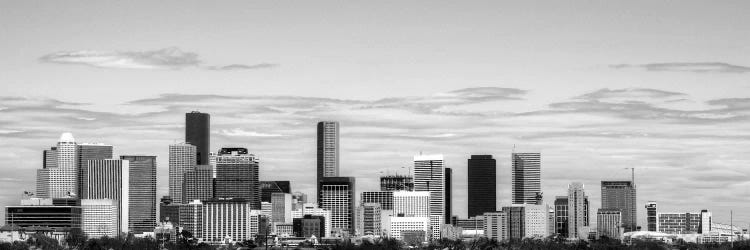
48,133,78,198
318,177,355,235
80,159,130,233
120,155,157,234
357,203,382,236
554,195,589,238
81,199,119,238
292,192,307,210
76,143,114,197
291,203,332,237
380,175,414,191
393,191,430,217
413,154,444,219
445,167,452,224
511,152,541,205
185,111,210,165
523,204,549,238
601,181,636,232
596,209,622,239
484,211,508,241
169,143,196,204
36,169,49,199
43,147,58,169
202,199,256,244
645,202,657,232
271,193,293,224
293,215,326,238
183,165,213,202
502,206,525,239
261,181,291,203
361,191,393,210
159,196,180,224
179,200,203,237
567,182,587,239
468,155,496,217
215,148,260,209
317,121,339,197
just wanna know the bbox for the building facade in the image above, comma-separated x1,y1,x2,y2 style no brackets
596,209,622,239
260,181,291,203
76,143,113,197
393,191,430,217
185,111,210,165
215,148,260,209
80,159,129,233
554,195,589,238
81,199,118,238
601,181,637,232
169,143,196,204
567,182,587,239
361,191,393,210
120,155,157,234
511,152,541,205
317,121,339,187
183,165,214,202
179,200,203,238
356,203,382,236
645,202,657,232
202,199,255,244
271,193,292,224
484,211,508,241
318,177,355,235
412,154,444,223
380,175,413,191
468,155,496,218
48,133,78,198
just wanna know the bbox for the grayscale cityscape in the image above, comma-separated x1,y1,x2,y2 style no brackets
1,1,749,250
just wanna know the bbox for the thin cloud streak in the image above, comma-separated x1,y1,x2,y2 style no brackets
611,62,750,73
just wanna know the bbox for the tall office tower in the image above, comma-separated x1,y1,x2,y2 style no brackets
554,195,590,237
361,191,394,210
261,181,291,202
601,181,636,232
81,199,119,238
380,175,414,191
484,211,509,241
47,133,78,198
36,169,49,199
159,196,180,224
81,159,130,233
215,148,260,209
318,177,355,235
511,152,541,205
413,154,445,219
357,203,382,236
169,143,196,204
272,193,293,224
292,203,332,237
393,191,430,217
567,182,587,239
316,121,339,196
502,206,525,239
183,165,214,202
645,202,657,232
202,199,255,244
468,155,496,217
178,200,203,237
77,143,114,197
596,209,622,239
292,192,307,210
120,155,157,234
186,111,210,165
445,167,452,224
43,147,58,168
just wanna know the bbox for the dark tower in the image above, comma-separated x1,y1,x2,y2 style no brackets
445,167,452,223
468,155,496,217
186,111,210,165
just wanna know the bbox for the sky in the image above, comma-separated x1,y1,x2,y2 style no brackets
1,0,749,228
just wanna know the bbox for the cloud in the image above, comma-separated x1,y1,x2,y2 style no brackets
611,62,750,73
205,63,277,71
218,129,285,137
39,47,276,71
576,88,685,102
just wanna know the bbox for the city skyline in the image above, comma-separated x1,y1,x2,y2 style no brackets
1,0,749,232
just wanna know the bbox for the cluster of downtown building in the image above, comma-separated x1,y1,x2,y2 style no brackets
2,112,747,245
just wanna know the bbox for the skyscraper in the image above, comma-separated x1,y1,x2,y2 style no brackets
567,182,587,239
179,200,203,237
484,211,509,241
468,155,496,217
316,121,339,188
502,206,525,240
77,143,114,197
554,195,589,238
357,203,382,236
80,159,129,233
169,143,196,204
48,133,77,198
601,181,636,232
361,191,394,210
202,199,256,244
413,154,444,220
445,167,452,224
318,177,355,235
185,111,210,165
215,148,260,209
121,155,157,234
645,202,657,232
393,191,430,217
81,199,119,238
183,165,214,202
511,152,541,205
271,193,293,224
261,181,291,203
